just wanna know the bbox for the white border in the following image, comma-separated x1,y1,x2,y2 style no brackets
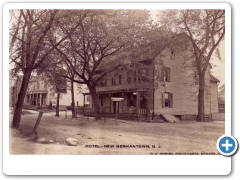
3,3,231,175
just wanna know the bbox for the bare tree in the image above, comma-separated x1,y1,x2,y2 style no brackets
158,10,225,121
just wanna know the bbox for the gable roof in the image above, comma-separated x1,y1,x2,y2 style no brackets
218,97,225,104
210,75,220,83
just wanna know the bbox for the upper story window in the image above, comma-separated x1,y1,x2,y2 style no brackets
44,81,47,89
127,76,132,83
100,79,107,86
37,81,40,90
162,92,173,108
171,50,175,60
119,75,122,85
127,70,135,83
112,78,116,86
161,67,170,82
134,71,137,82
139,68,149,82
141,68,149,76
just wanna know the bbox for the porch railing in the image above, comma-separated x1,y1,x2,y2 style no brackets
82,107,148,116
139,108,147,115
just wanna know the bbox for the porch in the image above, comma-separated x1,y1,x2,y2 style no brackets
82,89,151,120
25,91,48,107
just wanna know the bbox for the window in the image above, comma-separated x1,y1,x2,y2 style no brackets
44,81,47,89
128,93,135,107
134,71,137,82
127,77,131,83
162,92,173,108
171,50,175,60
37,81,40,89
141,68,149,76
86,95,90,102
140,94,147,109
140,68,149,82
112,78,116,86
161,68,170,82
100,79,107,86
127,70,135,83
119,75,122,85
100,95,104,107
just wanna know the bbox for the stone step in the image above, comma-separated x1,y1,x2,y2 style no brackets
161,114,180,123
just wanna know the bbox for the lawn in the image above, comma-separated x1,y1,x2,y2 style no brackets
9,111,225,155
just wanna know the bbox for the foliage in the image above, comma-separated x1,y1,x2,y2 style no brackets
48,10,154,119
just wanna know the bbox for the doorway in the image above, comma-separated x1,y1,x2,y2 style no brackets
113,101,119,114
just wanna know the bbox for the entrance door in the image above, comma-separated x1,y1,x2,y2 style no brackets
113,101,119,114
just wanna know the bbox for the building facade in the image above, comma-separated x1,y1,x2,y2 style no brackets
83,46,219,120
10,75,83,109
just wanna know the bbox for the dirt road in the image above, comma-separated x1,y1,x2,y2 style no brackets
9,111,224,155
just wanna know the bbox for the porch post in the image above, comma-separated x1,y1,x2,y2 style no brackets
98,94,100,107
32,93,35,105
109,93,111,113
83,94,85,115
136,91,140,121
40,94,42,106
36,94,38,105
27,94,30,105
122,92,124,113
37,93,39,105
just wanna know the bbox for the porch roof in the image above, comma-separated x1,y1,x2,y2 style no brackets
82,88,149,95
27,90,48,94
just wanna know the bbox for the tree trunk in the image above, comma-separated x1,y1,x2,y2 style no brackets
71,79,75,118
56,93,60,117
88,84,100,120
197,74,205,122
12,69,32,129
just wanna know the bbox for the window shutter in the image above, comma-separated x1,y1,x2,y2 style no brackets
170,93,173,108
162,93,165,108
119,75,122,85
160,68,164,81
167,68,171,82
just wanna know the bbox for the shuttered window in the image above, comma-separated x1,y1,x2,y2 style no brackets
119,75,122,85
112,78,116,86
161,68,170,82
162,92,173,108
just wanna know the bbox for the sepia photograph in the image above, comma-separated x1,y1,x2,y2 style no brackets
8,7,225,156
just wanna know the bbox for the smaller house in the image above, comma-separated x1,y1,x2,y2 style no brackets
218,98,225,113
11,74,84,109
